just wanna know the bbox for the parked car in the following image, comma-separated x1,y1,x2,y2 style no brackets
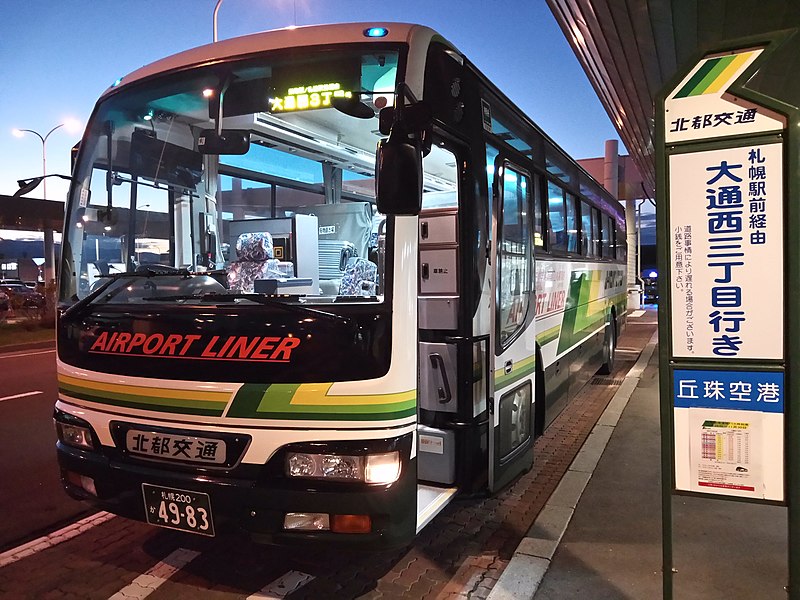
0,283,45,309
0,290,9,316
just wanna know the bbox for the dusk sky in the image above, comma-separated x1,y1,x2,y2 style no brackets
0,0,624,216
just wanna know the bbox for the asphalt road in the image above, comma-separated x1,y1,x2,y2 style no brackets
0,347,89,551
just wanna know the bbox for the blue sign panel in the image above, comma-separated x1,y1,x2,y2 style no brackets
673,369,783,412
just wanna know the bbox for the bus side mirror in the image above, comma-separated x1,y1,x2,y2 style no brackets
375,129,422,216
375,102,432,216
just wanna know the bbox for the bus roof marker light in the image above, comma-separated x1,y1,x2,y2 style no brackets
364,27,388,38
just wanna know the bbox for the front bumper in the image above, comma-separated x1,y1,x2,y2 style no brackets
56,432,417,549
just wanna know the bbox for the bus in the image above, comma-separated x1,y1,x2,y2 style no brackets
54,22,626,549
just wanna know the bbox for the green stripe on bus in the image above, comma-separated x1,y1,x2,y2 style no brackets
536,325,561,346
495,355,536,390
226,383,416,420
235,407,417,421
59,386,224,417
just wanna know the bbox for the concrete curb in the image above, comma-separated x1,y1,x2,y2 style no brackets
487,331,659,600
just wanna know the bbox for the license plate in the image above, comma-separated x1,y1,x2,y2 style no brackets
142,484,215,536
126,429,227,465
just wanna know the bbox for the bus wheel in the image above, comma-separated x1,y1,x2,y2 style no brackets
598,318,616,375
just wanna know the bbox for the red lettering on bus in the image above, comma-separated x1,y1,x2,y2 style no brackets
90,331,109,351
160,334,183,356
112,333,131,352
142,334,165,354
201,335,221,357
179,335,201,356
271,336,300,360
226,336,260,359
127,333,148,352
251,337,280,360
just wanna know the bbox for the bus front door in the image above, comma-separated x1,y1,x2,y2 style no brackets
488,159,536,492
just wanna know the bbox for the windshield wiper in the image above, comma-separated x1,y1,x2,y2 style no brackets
61,268,192,321
142,292,352,326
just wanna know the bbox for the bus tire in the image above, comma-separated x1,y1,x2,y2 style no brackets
598,316,616,375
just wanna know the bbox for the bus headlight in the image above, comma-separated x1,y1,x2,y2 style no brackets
55,421,96,451
285,451,401,484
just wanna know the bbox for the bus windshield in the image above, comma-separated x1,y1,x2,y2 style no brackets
61,46,402,306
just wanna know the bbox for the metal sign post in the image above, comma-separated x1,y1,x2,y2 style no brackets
656,34,798,598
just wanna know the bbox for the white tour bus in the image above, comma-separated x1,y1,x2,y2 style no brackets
54,22,626,548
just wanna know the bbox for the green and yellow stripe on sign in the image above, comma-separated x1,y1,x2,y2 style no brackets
226,383,416,421
58,374,230,416
673,52,756,98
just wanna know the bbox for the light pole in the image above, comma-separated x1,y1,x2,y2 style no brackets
12,123,65,200
213,0,224,42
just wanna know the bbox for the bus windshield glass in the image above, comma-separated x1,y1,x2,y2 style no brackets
61,46,401,306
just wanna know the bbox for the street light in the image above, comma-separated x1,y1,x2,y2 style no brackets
12,119,80,200
213,0,224,42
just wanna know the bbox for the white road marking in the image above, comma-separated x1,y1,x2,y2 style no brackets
0,349,56,359
0,511,115,568
247,571,315,599
628,309,646,318
0,390,43,403
108,548,200,600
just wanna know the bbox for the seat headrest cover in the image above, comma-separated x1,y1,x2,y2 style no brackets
236,232,274,261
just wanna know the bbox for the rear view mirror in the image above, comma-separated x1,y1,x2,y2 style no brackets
198,129,251,155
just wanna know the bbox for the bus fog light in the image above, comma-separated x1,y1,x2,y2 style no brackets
365,451,401,484
284,512,330,530
56,422,95,450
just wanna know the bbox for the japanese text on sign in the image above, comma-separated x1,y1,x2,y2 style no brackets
673,369,784,412
669,143,783,359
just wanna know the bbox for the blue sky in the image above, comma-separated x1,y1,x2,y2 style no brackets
0,0,623,209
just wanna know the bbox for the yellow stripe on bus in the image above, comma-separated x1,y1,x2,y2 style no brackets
57,374,230,403
289,383,417,406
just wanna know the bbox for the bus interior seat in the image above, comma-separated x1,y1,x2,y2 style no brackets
318,239,357,294
338,257,378,296
227,232,283,293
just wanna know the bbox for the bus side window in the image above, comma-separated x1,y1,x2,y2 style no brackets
547,181,566,252
606,215,615,259
592,208,602,257
580,200,592,257
565,193,578,254
533,175,544,249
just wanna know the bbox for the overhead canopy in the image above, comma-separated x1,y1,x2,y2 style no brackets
547,0,800,198
0,195,64,232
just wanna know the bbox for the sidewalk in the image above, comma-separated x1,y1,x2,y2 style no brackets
491,327,788,599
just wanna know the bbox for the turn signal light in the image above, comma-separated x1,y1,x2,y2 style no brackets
331,514,371,534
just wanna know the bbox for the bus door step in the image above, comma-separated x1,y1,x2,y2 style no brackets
416,484,458,533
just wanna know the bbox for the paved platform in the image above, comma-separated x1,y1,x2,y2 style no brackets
491,312,788,600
